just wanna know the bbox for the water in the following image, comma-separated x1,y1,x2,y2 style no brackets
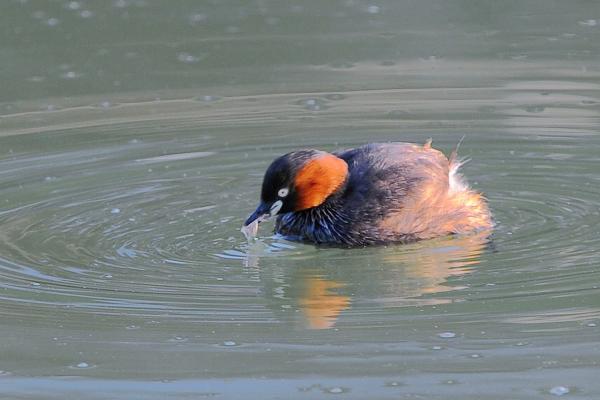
1,1,600,399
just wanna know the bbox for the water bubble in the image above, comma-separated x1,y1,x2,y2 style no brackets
80,10,94,18
586,322,597,327
198,95,218,102
126,325,139,330
223,340,237,346
549,386,570,396
28,75,45,82
111,208,121,214
76,362,89,368
385,381,402,387
177,52,201,64
61,71,81,80
525,105,545,113
366,5,380,14
46,17,60,26
189,13,207,24
296,98,327,111
66,1,81,10
431,345,443,350
578,19,597,27
510,54,528,60
31,282,41,287
470,353,481,358
325,387,345,394
438,331,456,338
324,93,346,101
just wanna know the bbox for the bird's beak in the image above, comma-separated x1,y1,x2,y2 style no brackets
244,202,272,227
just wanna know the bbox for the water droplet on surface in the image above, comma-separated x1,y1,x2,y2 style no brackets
46,18,60,26
549,386,570,396
28,75,45,82
66,1,81,10
438,331,456,338
578,19,597,27
177,52,201,64
296,98,327,111
324,93,346,101
61,71,81,80
198,95,218,102
79,10,94,18
385,381,402,387
525,105,545,113
442,379,458,385
189,13,207,24
366,5,380,14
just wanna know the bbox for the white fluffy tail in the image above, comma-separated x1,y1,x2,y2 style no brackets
449,136,469,193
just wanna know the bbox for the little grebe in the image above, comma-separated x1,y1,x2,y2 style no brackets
243,141,492,246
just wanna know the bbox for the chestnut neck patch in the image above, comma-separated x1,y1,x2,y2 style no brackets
294,153,348,210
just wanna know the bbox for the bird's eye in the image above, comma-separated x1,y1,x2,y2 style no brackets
278,188,289,198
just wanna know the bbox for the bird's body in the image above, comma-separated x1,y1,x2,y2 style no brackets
243,141,492,246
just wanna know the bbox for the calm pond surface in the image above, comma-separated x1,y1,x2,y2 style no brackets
1,1,600,399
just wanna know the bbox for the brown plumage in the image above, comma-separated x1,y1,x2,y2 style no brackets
243,141,493,246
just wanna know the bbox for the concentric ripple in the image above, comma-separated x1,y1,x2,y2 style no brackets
1,84,600,383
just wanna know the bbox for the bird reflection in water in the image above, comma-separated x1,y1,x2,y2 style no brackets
242,231,490,330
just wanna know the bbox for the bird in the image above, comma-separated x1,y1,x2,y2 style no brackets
242,140,492,246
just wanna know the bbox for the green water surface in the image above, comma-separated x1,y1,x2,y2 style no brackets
1,1,600,399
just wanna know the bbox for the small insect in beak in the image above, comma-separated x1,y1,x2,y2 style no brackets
241,200,284,240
